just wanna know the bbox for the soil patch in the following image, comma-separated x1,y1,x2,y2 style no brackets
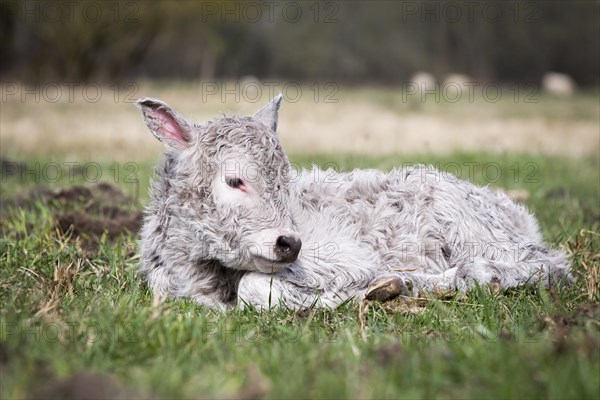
2,182,143,248
544,301,600,354
32,372,123,400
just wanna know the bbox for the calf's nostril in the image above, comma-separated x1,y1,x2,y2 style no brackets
275,235,302,262
276,236,290,251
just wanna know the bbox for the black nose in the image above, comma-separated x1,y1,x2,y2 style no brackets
275,235,302,263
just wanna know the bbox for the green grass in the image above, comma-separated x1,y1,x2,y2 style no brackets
1,152,599,399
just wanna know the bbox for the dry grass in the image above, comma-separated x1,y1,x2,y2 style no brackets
1,81,598,161
562,229,600,301
34,260,82,319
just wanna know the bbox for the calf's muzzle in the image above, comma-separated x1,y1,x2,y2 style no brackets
275,235,302,263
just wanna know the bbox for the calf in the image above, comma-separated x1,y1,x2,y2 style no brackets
136,96,571,310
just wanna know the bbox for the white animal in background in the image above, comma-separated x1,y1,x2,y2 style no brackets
542,72,576,96
409,72,437,92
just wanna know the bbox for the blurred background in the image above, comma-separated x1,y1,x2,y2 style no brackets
0,0,598,159
2,1,599,84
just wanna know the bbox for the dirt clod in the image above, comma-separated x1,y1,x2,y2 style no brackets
56,209,142,241
375,342,404,365
33,373,121,400
2,182,143,247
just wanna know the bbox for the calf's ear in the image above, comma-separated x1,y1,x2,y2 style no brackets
136,97,193,150
253,94,283,132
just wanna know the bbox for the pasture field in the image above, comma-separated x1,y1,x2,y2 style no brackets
0,152,598,399
0,86,599,398
1,81,599,160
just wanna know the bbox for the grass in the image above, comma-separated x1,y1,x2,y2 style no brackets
2,82,599,160
0,152,599,399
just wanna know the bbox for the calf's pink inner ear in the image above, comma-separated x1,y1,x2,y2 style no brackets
154,108,188,143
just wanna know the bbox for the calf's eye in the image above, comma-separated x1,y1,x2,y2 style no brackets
226,177,243,189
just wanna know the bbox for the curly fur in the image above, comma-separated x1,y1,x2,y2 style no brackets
136,96,571,311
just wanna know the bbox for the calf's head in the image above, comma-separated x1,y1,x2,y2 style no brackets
137,95,301,273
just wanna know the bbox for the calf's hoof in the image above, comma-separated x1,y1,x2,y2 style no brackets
365,277,413,302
